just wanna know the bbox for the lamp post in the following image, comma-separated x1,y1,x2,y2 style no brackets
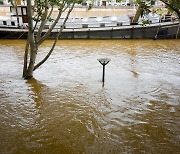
98,58,111,83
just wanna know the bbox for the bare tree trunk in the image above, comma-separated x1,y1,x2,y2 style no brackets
26,45,37,79
23,39,29,77
23,0,76,79
132,2,145,24
24,0,37,79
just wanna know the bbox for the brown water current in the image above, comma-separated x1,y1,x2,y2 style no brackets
0,39,180,153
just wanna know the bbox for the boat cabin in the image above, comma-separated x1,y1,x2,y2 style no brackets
10,5,28,27
0,16,17,28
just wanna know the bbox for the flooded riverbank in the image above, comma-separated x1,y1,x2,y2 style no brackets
0,39,180,153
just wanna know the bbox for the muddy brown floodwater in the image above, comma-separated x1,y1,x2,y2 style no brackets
0,39,180,153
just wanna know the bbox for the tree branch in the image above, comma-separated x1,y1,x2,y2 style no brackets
36,8,63,46
36,0,49,40
160,0,180,19
32,14,41,32
47,5,54,20
33,1,76,71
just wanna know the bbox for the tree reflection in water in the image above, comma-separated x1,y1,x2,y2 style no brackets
26,78,46,108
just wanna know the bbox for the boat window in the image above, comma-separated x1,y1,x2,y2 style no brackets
3,21,7,25
100,23,105,27
11,21,15,26
23,8,27,15
82,24,88,28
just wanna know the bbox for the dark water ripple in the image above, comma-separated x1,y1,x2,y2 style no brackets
0,39,180,153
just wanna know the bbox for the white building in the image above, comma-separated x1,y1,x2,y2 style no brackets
91,0,134,6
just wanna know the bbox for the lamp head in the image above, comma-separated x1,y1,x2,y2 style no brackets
98,58,111,66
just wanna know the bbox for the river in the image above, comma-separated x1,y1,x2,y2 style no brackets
0,39,180,153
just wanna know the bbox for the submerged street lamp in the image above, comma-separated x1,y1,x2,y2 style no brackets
98,58,111,83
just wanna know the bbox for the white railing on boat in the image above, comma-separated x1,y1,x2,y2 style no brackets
43,15,131,29
0,14,161,29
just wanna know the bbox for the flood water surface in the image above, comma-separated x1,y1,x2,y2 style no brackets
0,39,180,153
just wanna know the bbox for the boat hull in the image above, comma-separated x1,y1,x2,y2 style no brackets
0,22,179,39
